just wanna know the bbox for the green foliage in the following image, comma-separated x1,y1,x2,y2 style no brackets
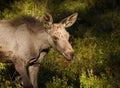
0,0,120,88
46,76,72,88
0,64,21,87
0,0,44,19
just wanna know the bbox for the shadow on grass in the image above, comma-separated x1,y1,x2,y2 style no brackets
38,62,80,88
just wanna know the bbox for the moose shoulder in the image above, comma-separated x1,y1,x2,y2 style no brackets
0,13,78,88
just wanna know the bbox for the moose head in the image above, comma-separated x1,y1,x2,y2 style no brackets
42,12,78,61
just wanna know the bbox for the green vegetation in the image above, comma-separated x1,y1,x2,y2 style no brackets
0,0,120,88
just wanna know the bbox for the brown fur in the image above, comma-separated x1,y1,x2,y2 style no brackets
9,16,45,34
0,51,13,63
10,16,40,27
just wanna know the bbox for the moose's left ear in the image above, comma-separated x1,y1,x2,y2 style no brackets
42,12,53,24
60,13,78,28
41,12,53,31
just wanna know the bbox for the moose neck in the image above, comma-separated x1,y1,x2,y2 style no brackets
35,30,52,51
45,32,54,49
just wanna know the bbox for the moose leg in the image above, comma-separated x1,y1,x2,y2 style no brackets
14,60,33,88
29,51,48,88
28,64,40,88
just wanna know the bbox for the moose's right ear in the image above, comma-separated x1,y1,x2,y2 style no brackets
60,13,78,28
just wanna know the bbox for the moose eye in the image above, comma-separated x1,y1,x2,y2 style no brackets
53,36,59,41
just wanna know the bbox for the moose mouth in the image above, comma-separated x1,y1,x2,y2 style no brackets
62,52,75,61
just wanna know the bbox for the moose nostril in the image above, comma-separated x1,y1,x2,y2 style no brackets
70,53,75,59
